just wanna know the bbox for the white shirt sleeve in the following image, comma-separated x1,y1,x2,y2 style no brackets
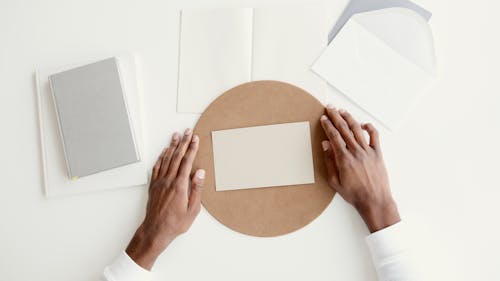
102,251,153,281
103,223,415,281
366,221,419,281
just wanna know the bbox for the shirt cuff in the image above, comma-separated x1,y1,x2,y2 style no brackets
366,221,409,262
366,220,420,281
102,251,153,281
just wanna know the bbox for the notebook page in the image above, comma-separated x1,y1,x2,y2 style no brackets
177,8,253,113
251,4,327,101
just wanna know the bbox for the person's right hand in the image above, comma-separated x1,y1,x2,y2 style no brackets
126,129,205,270
320,104,400,233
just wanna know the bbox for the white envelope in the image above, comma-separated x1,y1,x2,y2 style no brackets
312,7,436,129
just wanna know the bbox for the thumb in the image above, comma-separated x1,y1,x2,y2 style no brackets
188,169,205,213
322,141,340,188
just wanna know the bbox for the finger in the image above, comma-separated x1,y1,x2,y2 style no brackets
320,115,347,154
177,134,200,182
339,109,368,149
159,132,181,178
151,148,167,183
362,123,381,151
325,105,359,149
322,140,340,188
166,128,193,182
188,169,205,213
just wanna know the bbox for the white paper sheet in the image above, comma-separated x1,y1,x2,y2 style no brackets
177,8,253,113
36,54,148,197
211,122,315,191
177,5,327,113
251,5,327,100
312,8,436,130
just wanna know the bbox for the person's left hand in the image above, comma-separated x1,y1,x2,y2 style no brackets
126,128,205,270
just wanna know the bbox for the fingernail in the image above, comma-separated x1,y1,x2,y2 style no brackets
196,169,205,179
172,132,180,141
326,104,334,109
320,115,327,121
339,108,346,114
321,141,329,151
184,128,192,135
192,135,199,143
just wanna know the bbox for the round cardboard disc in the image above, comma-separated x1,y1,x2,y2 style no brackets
193,80,335,237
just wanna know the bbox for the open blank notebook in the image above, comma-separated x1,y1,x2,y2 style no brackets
177,5,327,113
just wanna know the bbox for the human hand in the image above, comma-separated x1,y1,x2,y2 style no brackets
320,105,400,233
126,129,205,270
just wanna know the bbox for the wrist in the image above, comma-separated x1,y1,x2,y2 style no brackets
125,223,175,270
355,198,400,233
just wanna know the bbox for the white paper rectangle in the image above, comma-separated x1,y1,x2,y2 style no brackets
252,5,327,101
211,122,315,191
177,8,253,113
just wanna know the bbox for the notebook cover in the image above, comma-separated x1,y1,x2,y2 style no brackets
49,58,139,178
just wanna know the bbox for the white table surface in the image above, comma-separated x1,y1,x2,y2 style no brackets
1,0,498,280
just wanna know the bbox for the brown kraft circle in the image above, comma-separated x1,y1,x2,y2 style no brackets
193,80,335,237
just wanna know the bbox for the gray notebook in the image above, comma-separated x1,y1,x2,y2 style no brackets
49,57,140,179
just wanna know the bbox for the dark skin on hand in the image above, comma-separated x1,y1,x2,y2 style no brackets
320,104,400,233
126,128,205,270
126,105,400,270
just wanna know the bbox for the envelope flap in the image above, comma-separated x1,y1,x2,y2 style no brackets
311,16,434,129
352,7,436,74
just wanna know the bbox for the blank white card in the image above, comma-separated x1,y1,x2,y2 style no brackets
211,122,315,191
